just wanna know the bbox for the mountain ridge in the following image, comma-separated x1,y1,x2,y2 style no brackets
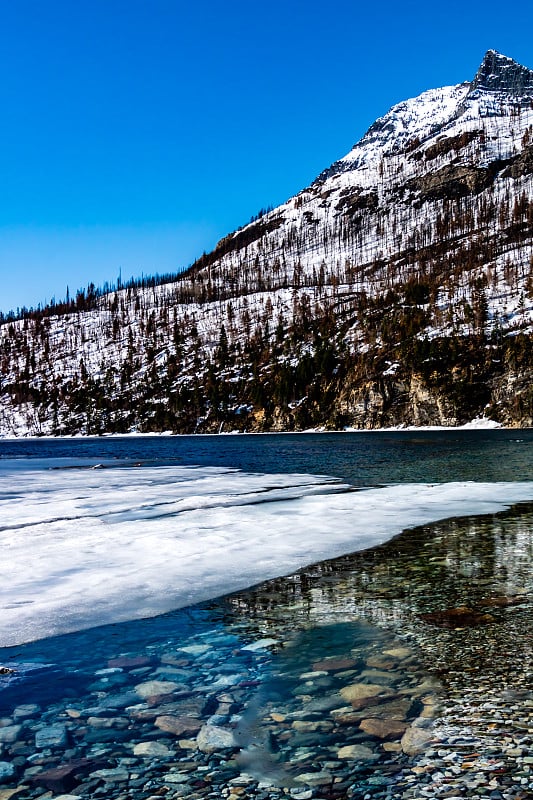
1,51,532,436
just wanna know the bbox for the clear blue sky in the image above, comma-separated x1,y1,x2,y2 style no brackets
1,0,532,313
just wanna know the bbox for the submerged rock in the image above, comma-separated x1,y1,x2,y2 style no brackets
312,657,358,672
400,723,433,754
0,727,20,744
133,741,173,757
89,767,130,782
0,763,16,783
134,679,180,698
241,638,278,652
154,714,202,736
420,606,495,628
13,704,40,720
107,655,153,669
359,696,412,720
35,724,68,749
197,724,238,752
383,647,413,659
339,682,391,704
359,717,408,739
30,759,100,793
294,771,333,786
337,744,379,761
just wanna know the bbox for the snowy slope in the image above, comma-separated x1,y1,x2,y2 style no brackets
1,51,533,435
208,51,533,295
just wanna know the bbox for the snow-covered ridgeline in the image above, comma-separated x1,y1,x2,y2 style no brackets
210,111,533,287
1,266,532,436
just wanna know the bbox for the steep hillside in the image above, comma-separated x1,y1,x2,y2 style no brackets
1,50,533,435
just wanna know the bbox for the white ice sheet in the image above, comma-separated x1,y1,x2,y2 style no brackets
1,461,532,646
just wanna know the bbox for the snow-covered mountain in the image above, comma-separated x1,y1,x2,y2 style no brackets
1,50,533,435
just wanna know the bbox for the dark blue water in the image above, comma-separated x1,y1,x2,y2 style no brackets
1,429,532,485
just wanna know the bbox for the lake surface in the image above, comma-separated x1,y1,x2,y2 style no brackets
2,428,533,484
1,430,533,798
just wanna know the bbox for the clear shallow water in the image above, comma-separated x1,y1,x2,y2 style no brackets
0,432,533,797
0,502,532,797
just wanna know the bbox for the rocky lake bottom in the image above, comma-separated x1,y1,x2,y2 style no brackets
1,502,533,800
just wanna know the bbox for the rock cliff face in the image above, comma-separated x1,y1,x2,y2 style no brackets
1,51,533,435
470,50,533,95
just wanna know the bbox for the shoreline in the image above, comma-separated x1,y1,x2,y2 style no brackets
0,416,526,442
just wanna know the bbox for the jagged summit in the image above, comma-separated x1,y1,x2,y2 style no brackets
470,49,533,96
317,51,533,182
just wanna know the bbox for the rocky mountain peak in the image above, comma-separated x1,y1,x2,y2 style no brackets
470,49,533,96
